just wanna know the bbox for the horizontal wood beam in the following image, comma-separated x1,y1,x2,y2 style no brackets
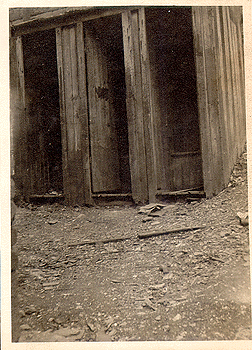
10,7,140,37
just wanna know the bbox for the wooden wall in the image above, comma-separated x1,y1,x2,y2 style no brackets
192,6,246,197
10,36,30,199
10,6,246,203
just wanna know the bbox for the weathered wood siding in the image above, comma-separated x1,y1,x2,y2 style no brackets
192,6,246,197
122,10,149,203
56,23,93,205
10,7,245,203
10,36,30,198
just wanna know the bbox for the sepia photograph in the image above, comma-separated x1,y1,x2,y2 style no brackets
6,3,251,347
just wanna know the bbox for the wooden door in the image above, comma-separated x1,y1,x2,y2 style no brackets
85,24,121,193
56,23,93,205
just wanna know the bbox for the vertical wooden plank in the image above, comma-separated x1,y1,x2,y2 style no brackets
56,27,70,202
237,8,246,143
14,36,30,197
76,22,93,205
222,7,237,167
192,7,214,197
193,7,225,197
204,7,224,195
138,7,157,203
56,25,89,205
219,8,236,176
232,20,243,153
227,8,239,159
122,10,148,203
229,9,245,155
214,7,230,184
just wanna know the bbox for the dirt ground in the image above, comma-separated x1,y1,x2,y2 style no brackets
12,150,251,342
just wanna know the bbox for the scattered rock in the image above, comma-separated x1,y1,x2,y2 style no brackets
20,324,31,330
173,314,182,322
43,281,60,287
105,316,114,331
237,212,249,226
111,279,123,284
19,310,26,317
142,298,157,311
86,321,96,332
149,283,165,290
155,315,161,321
163,272,173,280
142,217,153,222
176,331,187,340
48,220,58,225
163,325,170,332
159,264,169,274
56,327,80,337
54,317,65,325
25,305,37,315
138,203,166,216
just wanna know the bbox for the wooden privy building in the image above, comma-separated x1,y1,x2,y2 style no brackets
10,6,246,205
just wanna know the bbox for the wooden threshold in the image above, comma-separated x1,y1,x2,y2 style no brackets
156,187,205,196
92,193,132,198
29,194,65,203
170,151,201,157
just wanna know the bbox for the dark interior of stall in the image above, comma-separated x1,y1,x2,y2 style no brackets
145,7,203,191
146,7,201,154
22,29,63,195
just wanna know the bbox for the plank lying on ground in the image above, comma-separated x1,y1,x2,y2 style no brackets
69,226,205,247
138,226,205,239
68,235,132,247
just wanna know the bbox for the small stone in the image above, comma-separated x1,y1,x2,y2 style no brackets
20,324,31,330
55,327,80,337
159,264,169,274
176,331,187,340
143,218,153,222
48,220,58,225
43,281,60,287
173,313,182,322
19,310,26,317
25,305,37,315
105,316,114,331
54,317,65,325
142,298,157,311
163,325,170,332
149,283,165,290
237,212,249,226
86,321,96,332
155,315,161,321
48,317,55,323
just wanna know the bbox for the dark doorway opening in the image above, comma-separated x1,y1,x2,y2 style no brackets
146,7,203,191
22,29,63,195
85,14,131,194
